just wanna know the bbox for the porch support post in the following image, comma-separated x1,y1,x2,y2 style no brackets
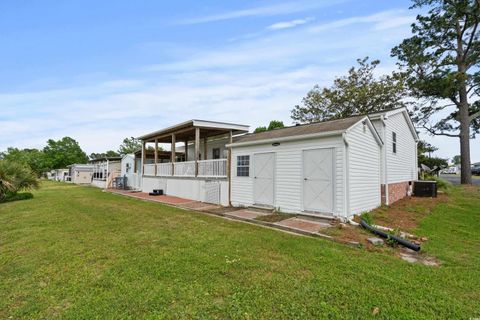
203,137,208,160
195,127,200,177
141,141,146,177
227,130,233,206
227,130,233,205
154,139,158,176
171,134,176,176
184,140,188,161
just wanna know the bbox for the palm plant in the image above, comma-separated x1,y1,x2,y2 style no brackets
0,160,39,201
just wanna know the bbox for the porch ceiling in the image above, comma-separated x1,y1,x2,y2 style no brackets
150,128,232,143
138,119,249,143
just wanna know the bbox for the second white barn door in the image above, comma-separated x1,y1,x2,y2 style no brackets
253,153,275,207
303,148,334,214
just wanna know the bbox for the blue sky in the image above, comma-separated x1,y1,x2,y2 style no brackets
0,0,478,161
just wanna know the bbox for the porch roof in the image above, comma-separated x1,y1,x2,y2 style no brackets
137,119,249,143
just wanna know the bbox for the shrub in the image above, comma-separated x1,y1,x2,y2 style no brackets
422,174,451,191
432,176,451,191
0,160,39,201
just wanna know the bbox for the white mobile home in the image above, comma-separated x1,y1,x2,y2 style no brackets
120,154,142,190
67,164,94,184
90,157,122,189
138,120,249,206
48,168,69,181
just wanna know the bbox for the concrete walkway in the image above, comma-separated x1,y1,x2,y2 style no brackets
109,189,220,211
107,189,336,240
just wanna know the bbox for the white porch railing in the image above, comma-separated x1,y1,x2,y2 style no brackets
174,161,196,177
156,163,173,176
198,159,227,177
144,159,227,178
144,164,156,176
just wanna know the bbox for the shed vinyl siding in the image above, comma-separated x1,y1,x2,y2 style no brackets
385,112,417,183
347,122,381,216
371,119,386,184
230,136,345,217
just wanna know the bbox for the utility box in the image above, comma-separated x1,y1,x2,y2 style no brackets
413,181,437,198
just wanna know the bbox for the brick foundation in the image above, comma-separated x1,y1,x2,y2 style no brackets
382,181,412,205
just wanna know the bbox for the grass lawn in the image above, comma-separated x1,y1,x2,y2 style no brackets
0,182,479,319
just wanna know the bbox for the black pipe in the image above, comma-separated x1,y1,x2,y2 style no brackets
360,219,421,252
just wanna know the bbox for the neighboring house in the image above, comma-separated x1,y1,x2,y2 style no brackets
48,168,69,181
67,164,94,184
90,157,122,189
120,154,141,190
137,109,418,220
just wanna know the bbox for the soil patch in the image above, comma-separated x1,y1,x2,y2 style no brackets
255,213,295,223
369,194,448,231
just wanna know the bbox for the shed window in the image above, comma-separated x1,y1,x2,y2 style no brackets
392,132,397,154
236,155,250,177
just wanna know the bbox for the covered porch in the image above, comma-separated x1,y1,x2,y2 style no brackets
138,120,249,179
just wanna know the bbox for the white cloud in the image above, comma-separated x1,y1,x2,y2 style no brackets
176,1,343,25
267,17,315,30
308,9,414,33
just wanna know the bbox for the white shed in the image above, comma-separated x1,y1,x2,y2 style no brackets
228,115,383,220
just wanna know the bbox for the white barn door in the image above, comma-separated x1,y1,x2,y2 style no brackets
303,148,334,214
253,153,275,207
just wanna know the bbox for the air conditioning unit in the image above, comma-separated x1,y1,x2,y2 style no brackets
413,181,437,198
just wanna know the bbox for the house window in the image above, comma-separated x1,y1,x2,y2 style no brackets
212,148,221,159
392,132,397,154
237,155,250,177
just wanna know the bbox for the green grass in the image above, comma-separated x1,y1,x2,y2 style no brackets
0,181,479,319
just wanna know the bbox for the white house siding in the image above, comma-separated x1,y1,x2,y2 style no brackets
230,136,345,217
69,166,93,184
347,122,381,216
91,179,106,189
142,176,229,206
385,112,417,183
121,155,141,190
180,137,229,161
121,155,135,176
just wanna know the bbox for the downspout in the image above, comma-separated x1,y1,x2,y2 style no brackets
414,141,419,181
342,132,350,221
381,115,389,206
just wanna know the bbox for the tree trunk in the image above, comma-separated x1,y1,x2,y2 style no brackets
456,21,472,185
458,97,472,184
457,64,472,184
